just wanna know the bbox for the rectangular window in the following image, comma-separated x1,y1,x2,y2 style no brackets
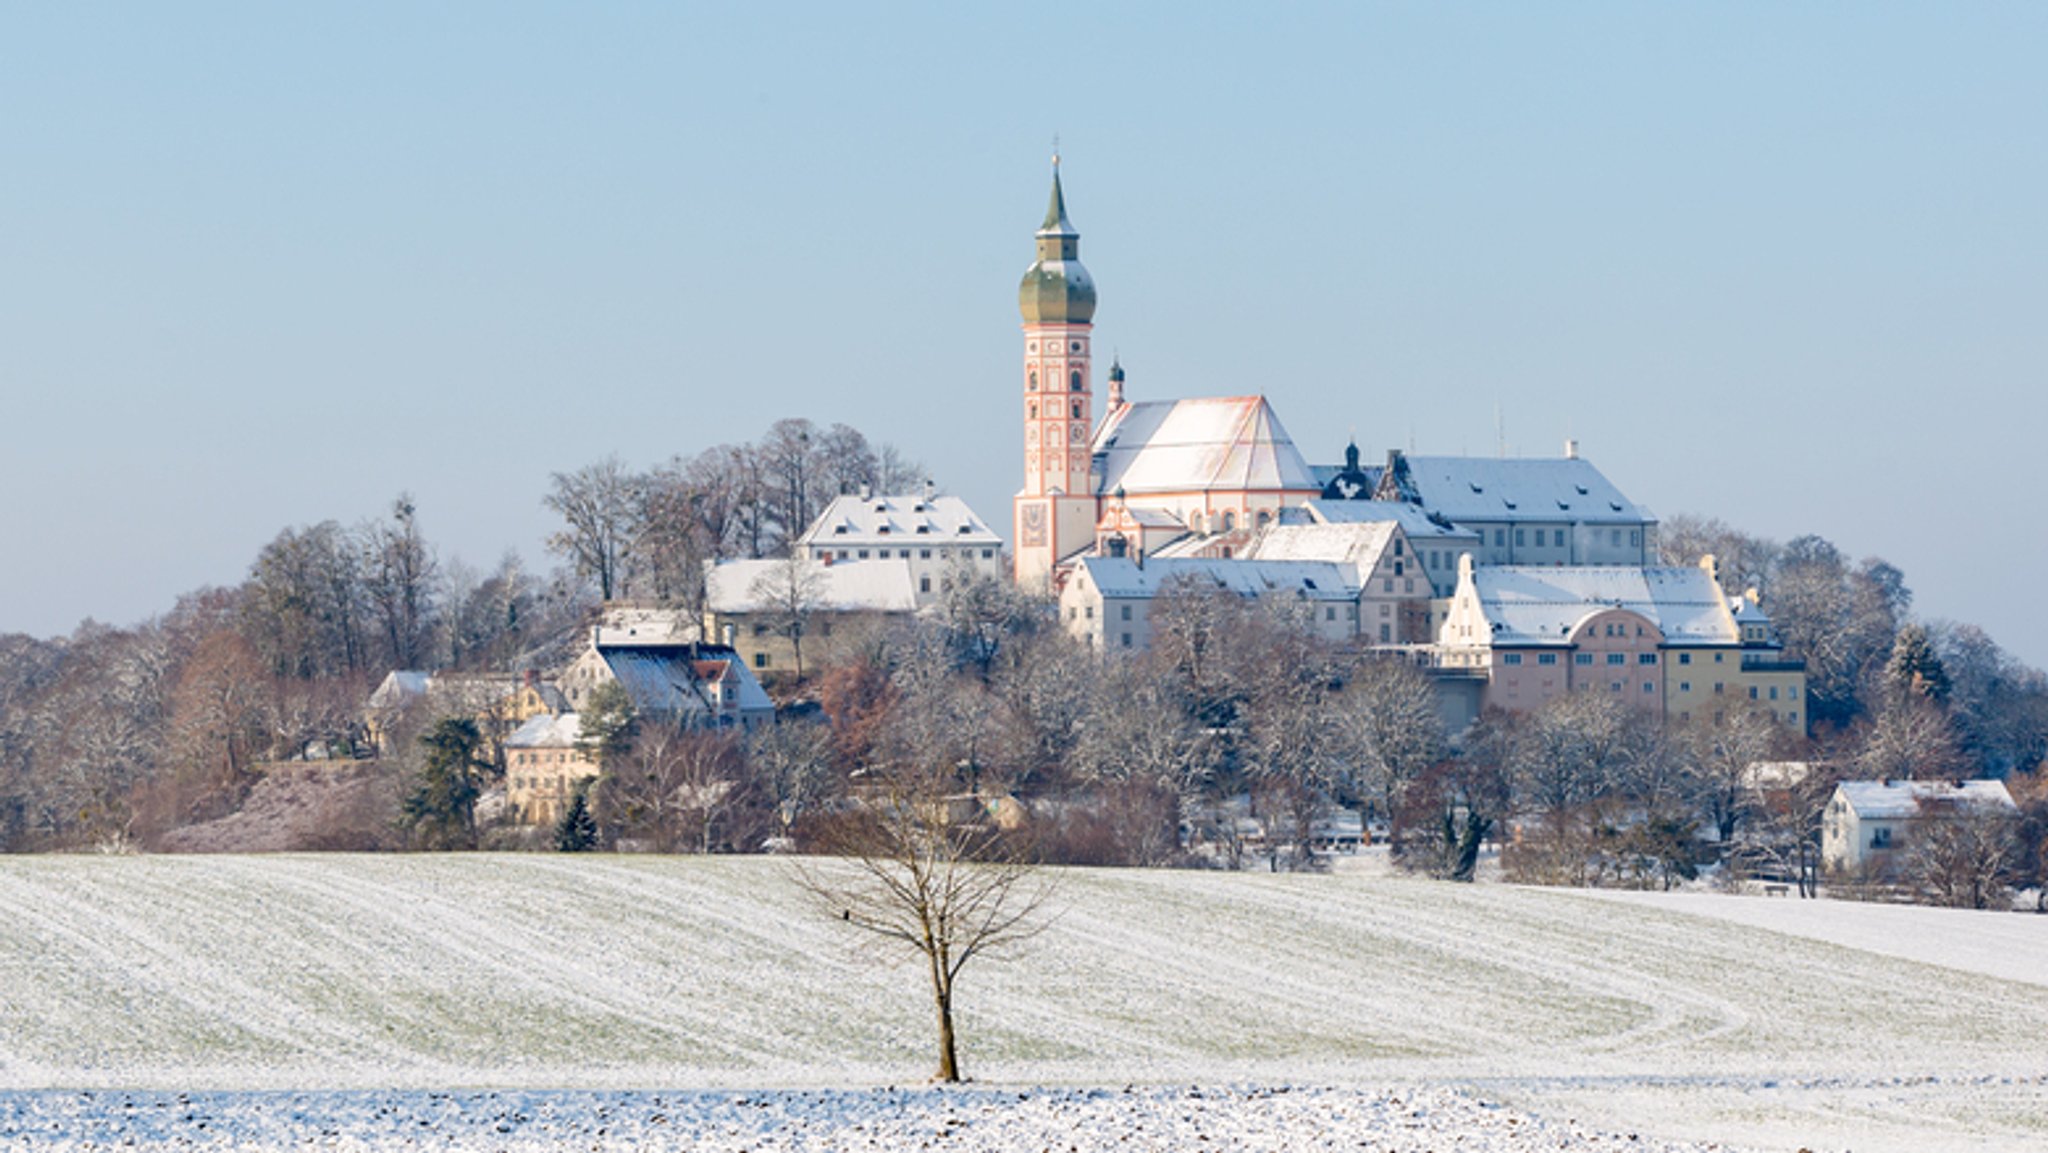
1494,529,1505,547
1679,653,1691,665
1085,606,1094,620
1325,607,1336,621
1644,682,1654,693
1504,653,1523,665
1631,530,1641,546
1538,653,1557,666
1607,653,1625,666
1120,604,1132,620
1121,633,1132,648
982,549,994,559
1515,529,1526,547
920,576,931,593
1404,578,1414,593
1769,686,1780,700
1714,683,1725,695
1394,539,1404,556
1379,623,1391,642
920,549,932,559
1715,653,1724,663
1679,681,1691,693
857,549,870,559
1575,653,1592,665
1394,560,1404,576
753,652,767,668
1379,603,1390,617
1639,653,1657,665
1749,686,1759,699
1383,579,1394,592
1611,529,1621,547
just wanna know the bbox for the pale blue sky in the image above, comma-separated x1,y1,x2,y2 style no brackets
4,3,2045,666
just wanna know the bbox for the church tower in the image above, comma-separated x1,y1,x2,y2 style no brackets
1013,157,1101,586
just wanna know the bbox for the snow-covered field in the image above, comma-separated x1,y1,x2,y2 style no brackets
0,855,2043,1151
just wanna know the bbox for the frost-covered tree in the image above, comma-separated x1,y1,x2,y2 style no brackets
544,457,641,601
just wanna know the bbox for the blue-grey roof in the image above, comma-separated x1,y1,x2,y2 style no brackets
1076,556,1358,601
598,643,773,716
1299,499,1478,541
1385,455,1651,525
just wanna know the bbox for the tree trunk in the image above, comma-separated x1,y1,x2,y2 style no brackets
929,957,960,1082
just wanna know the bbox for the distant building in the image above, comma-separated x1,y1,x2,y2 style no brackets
1373,447,1658,566
1822,779,2017,877
558,639,773,729
1060,556,1363,652
701,559,918,677
363,669,564,758
794,484,1004,605
1435,555,1807,729
504,712,597,827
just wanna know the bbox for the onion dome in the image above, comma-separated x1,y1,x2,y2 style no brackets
1019,160,1097,324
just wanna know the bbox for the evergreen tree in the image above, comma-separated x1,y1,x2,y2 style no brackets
1887,623,1952,704
554,780,598,851
402,718,486,849
575,680,639,769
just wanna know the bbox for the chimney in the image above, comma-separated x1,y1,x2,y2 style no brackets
524,668,538,687
1564,438,1580,460
923,477,936,505
859,480,872,501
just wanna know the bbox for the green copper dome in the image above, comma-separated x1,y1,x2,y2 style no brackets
1019,163,1097,325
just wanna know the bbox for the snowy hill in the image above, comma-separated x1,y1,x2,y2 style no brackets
1,856,2044,1151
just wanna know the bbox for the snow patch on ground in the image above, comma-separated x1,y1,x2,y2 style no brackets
1567,887,2048,987
0,1085,1757,1152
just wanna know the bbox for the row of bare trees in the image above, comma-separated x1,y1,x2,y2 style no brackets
542,418,924,609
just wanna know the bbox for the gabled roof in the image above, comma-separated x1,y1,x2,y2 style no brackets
795,492,1003,550
1465,565,1734,646
1076,556,1358,601
1298,499,1479,541
1093,396,1320,496
1243,522,1398,573
595,643,774,715
1835,779,2016,820
505,712,583,750
704,559,919,614
1382,454,1651,525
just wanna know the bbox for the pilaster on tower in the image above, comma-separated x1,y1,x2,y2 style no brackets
1014,156,1102,588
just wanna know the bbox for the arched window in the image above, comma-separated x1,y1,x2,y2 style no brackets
1070,370,1081,391
1028,370,1038,391
1222,511,1236,532
1028,403,1037,419
1256,510,1271,529
1070,401,1081,419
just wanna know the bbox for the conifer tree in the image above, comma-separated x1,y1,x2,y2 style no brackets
554,780,598,852
403,718,487,850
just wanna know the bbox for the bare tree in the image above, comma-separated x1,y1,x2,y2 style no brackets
362,494,440,670
749,554,829,682
1671,705,1784,846
544,457,642,601
600,725,760,852
1341,654,1448,825
1906,805,2020,909
798,760,1051,1082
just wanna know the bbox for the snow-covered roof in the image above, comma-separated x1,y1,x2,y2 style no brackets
595,604,702,646
1835,779,2016,820
1466,566,1734,646
795,492,1002,550
367,670,432,710
1243,522,1398,572
596,644,774,715
1119,506,1188,529
1385,455,1651,525
1093,397,1320,496
1076,557,1358,601
1299,499,1478,541
704,559,919,614
505,712,583,750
